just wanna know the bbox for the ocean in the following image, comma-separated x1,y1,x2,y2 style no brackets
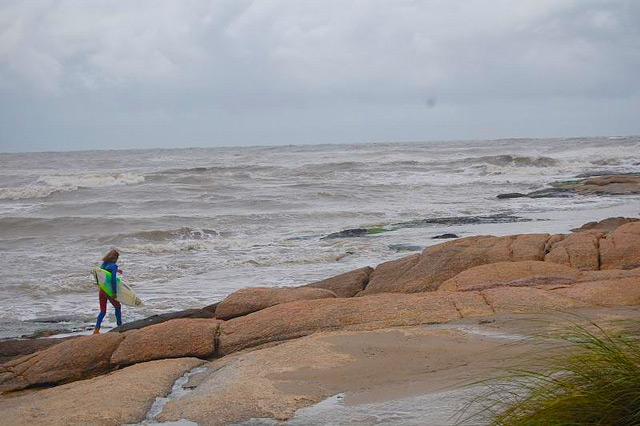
1,136,639,338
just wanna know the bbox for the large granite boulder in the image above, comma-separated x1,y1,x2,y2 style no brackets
216,287,337,320
439,261,580,292
218,292,494,356
544,230,604,270
599,221,640,270
302,266,373,297
0,332,124,392
111,318,221,365
0,357,204,426
359,234,550,295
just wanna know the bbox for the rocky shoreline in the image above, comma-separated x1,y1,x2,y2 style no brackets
1,212,640,424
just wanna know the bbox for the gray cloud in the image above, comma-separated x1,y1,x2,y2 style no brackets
1,0,639,151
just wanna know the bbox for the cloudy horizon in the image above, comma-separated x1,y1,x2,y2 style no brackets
1,0,639,153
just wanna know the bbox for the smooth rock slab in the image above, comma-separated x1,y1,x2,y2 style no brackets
218,292,494,356
439,261,580,292
551,277,640,306
0,357,203,426
0,332,124,392
111,318,220,365
482,287,588,313
216,287,337,320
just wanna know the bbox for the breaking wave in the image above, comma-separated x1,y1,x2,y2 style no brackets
456,155,561,168
36,172,145,189
0,172,145,200
100,227,220,245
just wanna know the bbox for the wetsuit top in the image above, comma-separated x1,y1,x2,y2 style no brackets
100,261,118,295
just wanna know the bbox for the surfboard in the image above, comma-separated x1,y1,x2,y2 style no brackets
91,267,144,307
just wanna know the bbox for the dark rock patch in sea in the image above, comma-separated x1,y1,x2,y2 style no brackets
323,215,529,239
393,214,530,228
498,173,640,199
525,187,575,198
111,307,217,333
432,233,459,239
389,244,423,252
497,193,527,199
322,227,387,239
27,315,93,324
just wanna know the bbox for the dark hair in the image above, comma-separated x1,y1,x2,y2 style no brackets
102,249,119,263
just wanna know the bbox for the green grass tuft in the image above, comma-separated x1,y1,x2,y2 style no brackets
460,318,640,426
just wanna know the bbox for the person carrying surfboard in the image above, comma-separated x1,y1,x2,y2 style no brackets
93,249,123,334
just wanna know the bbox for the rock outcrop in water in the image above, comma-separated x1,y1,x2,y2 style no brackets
1,217,639,424
498,173,640,199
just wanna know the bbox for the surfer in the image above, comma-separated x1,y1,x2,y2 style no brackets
93,249,123,334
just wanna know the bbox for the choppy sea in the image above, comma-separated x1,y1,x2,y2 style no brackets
1,137,639,338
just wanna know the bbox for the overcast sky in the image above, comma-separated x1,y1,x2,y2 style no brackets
1,0,639,152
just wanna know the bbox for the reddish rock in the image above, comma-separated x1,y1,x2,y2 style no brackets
216,287,336,320
439,261,580,292
599,221,640,270
481,287,588,313
544,230,604,270
111,318,221,365
0,333,124,392
218,292,493,356
302,266,373,298
578,268,640,281
360,234,550,295
551,277,640,306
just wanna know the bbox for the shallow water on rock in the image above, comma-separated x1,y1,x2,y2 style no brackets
126,366,207,426
239,387,489,425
